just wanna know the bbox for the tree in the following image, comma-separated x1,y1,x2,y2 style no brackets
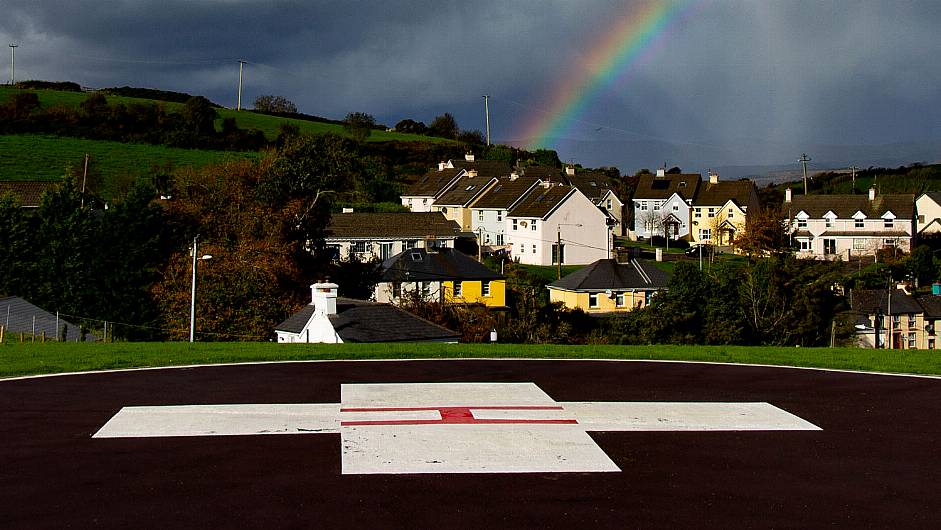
344,112,376,142
394,119,427,135
253,95,298,114
180,96,218,137
733,206,792,257
428,112,459,139
457,129,485,145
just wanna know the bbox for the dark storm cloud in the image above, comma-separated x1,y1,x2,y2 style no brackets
2,1,939,169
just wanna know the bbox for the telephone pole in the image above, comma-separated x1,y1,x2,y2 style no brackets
236,60,246,110
482,95,491,146
799,153,811,195
9,43,18,85
850,165,859,192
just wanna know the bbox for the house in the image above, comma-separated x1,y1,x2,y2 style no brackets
562,166,626,237
547,258,670,314
275,282,459,343
632,169,701,240
325,212,461,261
786,187,915,259
848,288,935,349
375,247,506,308
689,172,759,246
429,170,499,231
915,192,941,235
506,183,610,266
400,165,464,212
0,296,95,341
0,181,58,208
469,172,542,250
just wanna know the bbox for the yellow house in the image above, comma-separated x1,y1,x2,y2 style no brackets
375,248,506,308
689,174,758,246
547,258,670,314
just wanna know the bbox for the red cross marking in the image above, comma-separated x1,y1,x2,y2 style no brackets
339,406,577,426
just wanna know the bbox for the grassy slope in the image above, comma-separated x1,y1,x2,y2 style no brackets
2,341,941,378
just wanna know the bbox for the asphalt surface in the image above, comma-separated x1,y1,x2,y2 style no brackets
1,359,939,529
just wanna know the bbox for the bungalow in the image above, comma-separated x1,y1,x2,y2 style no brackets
325,212,461,261
375,247,506,308
632,169,700,240
275,282,459,343
786,187,914,259
506,183,610,266
689,172,758,246
547,258,670,313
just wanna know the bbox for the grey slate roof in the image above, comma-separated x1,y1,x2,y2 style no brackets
448,159,512,178
433,174,498,207
381,247,504,282
519,166,563,181
850,289,922,315
787,194,915,219
565,171,613,201
0,296,95,341
0,181,58,207
507,184,576,219
275,298,459,342
470,175,541,210
402,167,463,197
917,295,941,318
326,212,461,240
548,259,671,291
635,173,701,200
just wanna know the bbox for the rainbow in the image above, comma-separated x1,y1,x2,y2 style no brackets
519,0,697,150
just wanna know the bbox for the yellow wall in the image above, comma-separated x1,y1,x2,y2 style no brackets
690,203,746,244
548,288,649,313
443,279,506,307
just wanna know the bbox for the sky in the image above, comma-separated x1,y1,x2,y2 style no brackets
2,0,940,175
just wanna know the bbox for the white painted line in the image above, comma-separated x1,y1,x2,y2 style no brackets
341,424,620,474
561,402,821,431
92,404,340,438
341,382,555,408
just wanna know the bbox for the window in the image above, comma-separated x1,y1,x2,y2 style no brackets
404,239,417,250
588,293,599,308
615,292,625,307
607,200,613,209
454,281,462,297
884,218,893,229
497,211,503,221
531,220,537,231
700,229,712,241
408,199,413,207
654,202,661,211
423,198,428,206
930,339,936,349
918,214,925,224
797,218,807,229
853,239,867,250
520,243,525,253
484,233,491,244
496,234,504,245
512,219,518,231
694,209,702,218
482,281,491,296
727,210,734,219
799,239,810,251
908,332,916,348
532,244,536,254
893,315,901,329
884,239,896,247
379,243,394,261
478,211,484,222
673,204,679,211
351,241,368,253
708,208,715,218
855,218,864,228
823,238,836,255
825,217,833,228
640,202,648,211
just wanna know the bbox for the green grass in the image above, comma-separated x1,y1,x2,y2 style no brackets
0,86,452,144
512,263,583,283
2,342,941,379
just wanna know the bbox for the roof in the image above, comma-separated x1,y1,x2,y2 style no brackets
0,296,95,341
634,173,700,200
0,181,58,207
548,259,671,291
918,191,941,205
326,212,461,240
402,167,463,197
519,166,563,181
470,175,541,210
849,289,922,315
917,295,941,318
693,180,756,207
433,174,497,207
448,158,512,178
507,184,576,219
787,194,915,219
381,247,505,282
275,298,459,342
565,171,614,201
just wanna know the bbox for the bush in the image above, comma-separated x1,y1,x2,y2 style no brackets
671,239,690,249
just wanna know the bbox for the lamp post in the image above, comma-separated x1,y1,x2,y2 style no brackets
189,235,212,343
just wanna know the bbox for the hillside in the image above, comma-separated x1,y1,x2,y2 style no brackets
767,163,941,200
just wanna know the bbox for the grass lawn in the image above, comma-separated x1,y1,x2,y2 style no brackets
2,341,941,379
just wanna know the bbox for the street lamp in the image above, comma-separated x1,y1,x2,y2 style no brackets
189,235,212,343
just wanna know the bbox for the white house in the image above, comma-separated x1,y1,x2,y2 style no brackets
506,183,610,266
275,282,459,343
915,192,941,235
325,212,461,261
632,169,700,240
564,166,626,237
786,187,915,259
400,164,464,212
469,172,541,249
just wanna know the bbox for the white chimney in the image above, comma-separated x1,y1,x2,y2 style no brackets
438,161,446,171
310,282,338,316
566,166,575,176
869,187,876,201
656,168,665,177
709,171,718,184
785,188,792,203
465,153,475,162
468,169,478,178
509,171,519,180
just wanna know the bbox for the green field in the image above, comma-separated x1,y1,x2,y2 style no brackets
2,341,940,379
0,86,450,143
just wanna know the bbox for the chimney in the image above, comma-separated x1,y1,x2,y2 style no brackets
785,188,792,203
566,166,575,176
310,282,338,316
465,152,475,162
438,161,446,171
467,169,478,178
542,181,551,189
869,187,876,201
509,170,519,180
656,168,665,177
708,170,719,184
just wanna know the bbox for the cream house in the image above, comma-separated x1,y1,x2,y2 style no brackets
689,172,758,246
915,192,941,235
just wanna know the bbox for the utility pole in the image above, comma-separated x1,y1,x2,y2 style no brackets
80,153,89,208
477,227,483,262
9,43,17,85
557,227,562,280
850,165,859,192
236,60,246,110
799,153,811,195
482,95,491,146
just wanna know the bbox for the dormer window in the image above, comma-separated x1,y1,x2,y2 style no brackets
411,252,423,261
678,181,687,188
797,218,807,229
